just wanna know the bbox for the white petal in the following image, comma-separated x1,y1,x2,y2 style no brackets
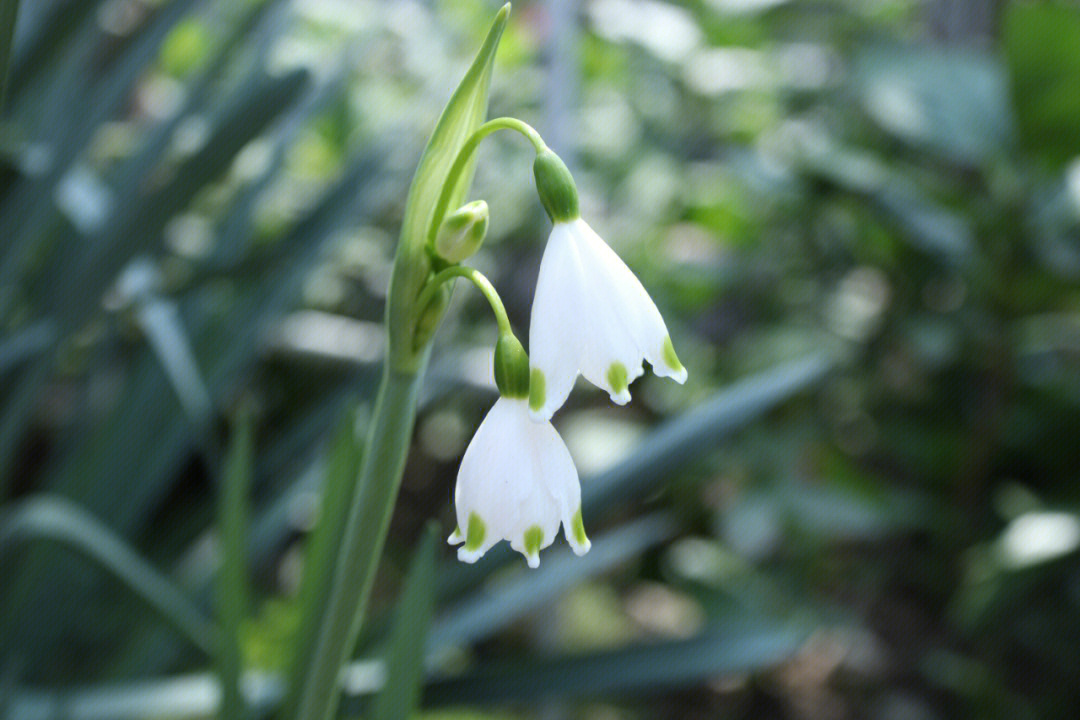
570,219,685,383
560,221,646,403
529,224,585,420
450,398,588,567
531,419,589,555
453,398,530,561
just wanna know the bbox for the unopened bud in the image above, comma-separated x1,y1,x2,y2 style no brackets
434,200,489,263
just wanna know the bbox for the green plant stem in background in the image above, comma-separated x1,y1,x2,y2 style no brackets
415,265,513,336
426,117,546,247
290,365,427,720
217,412,253,720
0,0,20,112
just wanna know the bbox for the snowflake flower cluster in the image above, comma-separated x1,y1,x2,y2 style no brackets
432,140,686,567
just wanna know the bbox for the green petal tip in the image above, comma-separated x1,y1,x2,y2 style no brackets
464,512,487,551
529,368,546,412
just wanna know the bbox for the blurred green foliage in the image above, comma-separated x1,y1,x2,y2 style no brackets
2,1,1080,719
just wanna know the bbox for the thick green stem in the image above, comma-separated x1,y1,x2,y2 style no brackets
415,265,512,336
291,363,427,720
426,117,546,247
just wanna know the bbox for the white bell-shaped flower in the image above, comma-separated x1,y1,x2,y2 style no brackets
528,217,687,420
448,396,590,567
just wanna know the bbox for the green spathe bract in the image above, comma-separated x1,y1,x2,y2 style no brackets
288,7,511,720
386,4,511,373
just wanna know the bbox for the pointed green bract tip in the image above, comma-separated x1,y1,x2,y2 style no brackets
523,525,544,556
529,368,546,411
607,361,629,394
571,507,588,546
662,336,684,373
464,512,487,551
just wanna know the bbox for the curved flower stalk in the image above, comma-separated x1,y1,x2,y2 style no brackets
528,151,688,420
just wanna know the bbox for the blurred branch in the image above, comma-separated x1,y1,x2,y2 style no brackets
0,0,20,112
584,352,836,514
924,0,1003,47
0,320,54,378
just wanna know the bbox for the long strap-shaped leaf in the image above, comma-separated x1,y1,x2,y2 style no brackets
419,622,807,706
0,495,216,656
3,622,805,719
369,524,439,720
217,415,254,720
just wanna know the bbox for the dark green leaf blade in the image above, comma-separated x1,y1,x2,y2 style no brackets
370,523,440,720
419,622,807,706
217,412,254,720
0,495,216,656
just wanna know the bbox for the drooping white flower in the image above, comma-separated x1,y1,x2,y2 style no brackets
527,217,687,420
448,396,590,567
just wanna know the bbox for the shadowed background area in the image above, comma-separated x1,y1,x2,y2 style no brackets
2,1,1080,718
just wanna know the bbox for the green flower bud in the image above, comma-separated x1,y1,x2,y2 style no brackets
493,332,530,399
533,149,579,223
434,200,489,263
